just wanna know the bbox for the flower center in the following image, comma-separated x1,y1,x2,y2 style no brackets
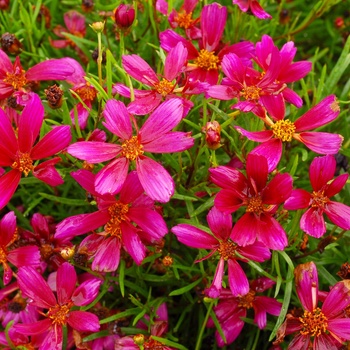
238,290,256,309
310,191,329,209
154,78,174,97
194,49,219,70
121,136,144,161
11,152,34,176
48,303,72,326
3,70,27,90
105,202,129,238
8,295,27,313
74,84,97,101
240,86,262,100
0,246,7,264
143,337,165,349
217,240,237,260
246,195,264,215
175,11,194,29
299,307,328,337
271,119,296,142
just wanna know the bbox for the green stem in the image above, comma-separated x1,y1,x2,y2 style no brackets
195,300,214,350
97,31,103,87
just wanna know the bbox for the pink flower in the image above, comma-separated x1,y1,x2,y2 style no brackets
13,262,101,350
171,206,271,298
160,3,254,84
0,93,71,209
113,42,195,116
209,154,293,250
67,98,194,202
284,155,350,238
55,170,168,271
236,95,343,172
275,261,350,349
207,278,282,347
0,49,74,100
233,0,272,20
0,211,41,285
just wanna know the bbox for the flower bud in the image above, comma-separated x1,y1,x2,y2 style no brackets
90,21,105,33
203,121,221,150
115,4,135,29
1,33,22,55
0,0,9,10
44,84,64,109
82,0,94,13
133,334,145,346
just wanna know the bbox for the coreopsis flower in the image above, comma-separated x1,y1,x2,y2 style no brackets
171,206,271,298
274,261,350,349
67,98,194,202
207,278,282,347
160,3,255,85
0,93,71,209
0,49,74,100
284,155,350,238
236,95,342,172
0,211,41,285
55,170,168,271
233,0,272,20
209,154,293,250
13,262,101,350
113,42,195,116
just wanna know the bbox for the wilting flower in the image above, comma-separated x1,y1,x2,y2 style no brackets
210,154,293,250
284,155,350,238
13,262,101,349
207,278,282,347
160,3,254,85
0,49,74,100
235,95,342,172
0,212,40,285
68,98,194,202
233,0,272,20
171,206,271,297
274,261,350,349
0,93,71,209
55,170,168,271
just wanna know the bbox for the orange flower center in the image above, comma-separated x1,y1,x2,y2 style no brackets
175,11,194,29
299,307,328,337
154,78,174,97
121,136,144,161
310,191,330,209
240,86,262,100
48,303,72,326
75,84,97,101
246,195,264,215
143,337,166,349
3,70,27,90
105,202,129,238
0,246,8,264
238,290,256,309
271,119,296,142
11,152,34,176
194,49,219,70
217,240,237,260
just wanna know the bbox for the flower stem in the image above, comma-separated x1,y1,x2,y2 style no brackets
195,299,214,350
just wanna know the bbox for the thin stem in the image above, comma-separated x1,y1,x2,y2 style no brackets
195,300,214,350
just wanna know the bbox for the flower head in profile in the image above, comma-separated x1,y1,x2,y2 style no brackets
207,278,282,347
284,155,350,238
68,98,194,202
13,262,101,350
210,154,293,250
171,206,271,298
0,93,71,209
233,0,272,20
274,261,350,349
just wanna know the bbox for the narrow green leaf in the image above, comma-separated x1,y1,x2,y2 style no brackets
38,193,90,206
169,278,202,296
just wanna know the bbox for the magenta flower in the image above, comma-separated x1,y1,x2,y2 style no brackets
0,211,40,285
0,93,71,209
13,262,101,350
55,170,168,271
207,278,282,347
113,42,195,116
68,98,194,202
275,261,350,349
236,95,343,172
171,206,271,298
284,155,350,238
160,3,254,84
0,49,74,100
209,154,293,250
233,0,272,20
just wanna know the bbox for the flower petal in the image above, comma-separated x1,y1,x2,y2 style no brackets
284,189,311,210
121,222,146,265
57,262,77,304
227,259,250,296
0,169,21,210
300,207,326,238
143,131,194,153
295,132,343,155
325,201,350,231
309,155,336,192
92,237,121,272
72,279,102,306
164,42,188,81
68,311,100,332
207,206,232,241
122,54,158,85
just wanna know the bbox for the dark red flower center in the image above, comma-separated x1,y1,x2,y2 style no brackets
8,295,27,313
121,136,144,161
48,302,72,326
299,307,328,337
310,191,329,209
105,202,129,238
175,11,194,29
11,152,34,176
271,119,296,142
238,290,256,309
3,70,27,90
195,49,219,70
217,240,237,260
154,78,174,97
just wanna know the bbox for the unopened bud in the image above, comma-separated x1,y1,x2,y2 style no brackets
45,84,64,109
82,0,94,13
1,33,22,55
115,4,135,29
162,255,173,267
60,246,75,260
133,334,145,346
203,121,221,150
0,0,9,10
90,21,105,33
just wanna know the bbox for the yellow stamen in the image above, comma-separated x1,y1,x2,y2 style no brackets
11,152,34,176
299,307,328,337
194,49,219,70
0,246,7,264
175,11,194,29
246,195,264,215
217,240,237,260
271,119,296,142
48,303,72,326
75,84,97,101
121,136,144,161
238,290,256,309
105,202,129,238
154,78,174,97
240,86,262,101
3,70,27,90
310,191,329,209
